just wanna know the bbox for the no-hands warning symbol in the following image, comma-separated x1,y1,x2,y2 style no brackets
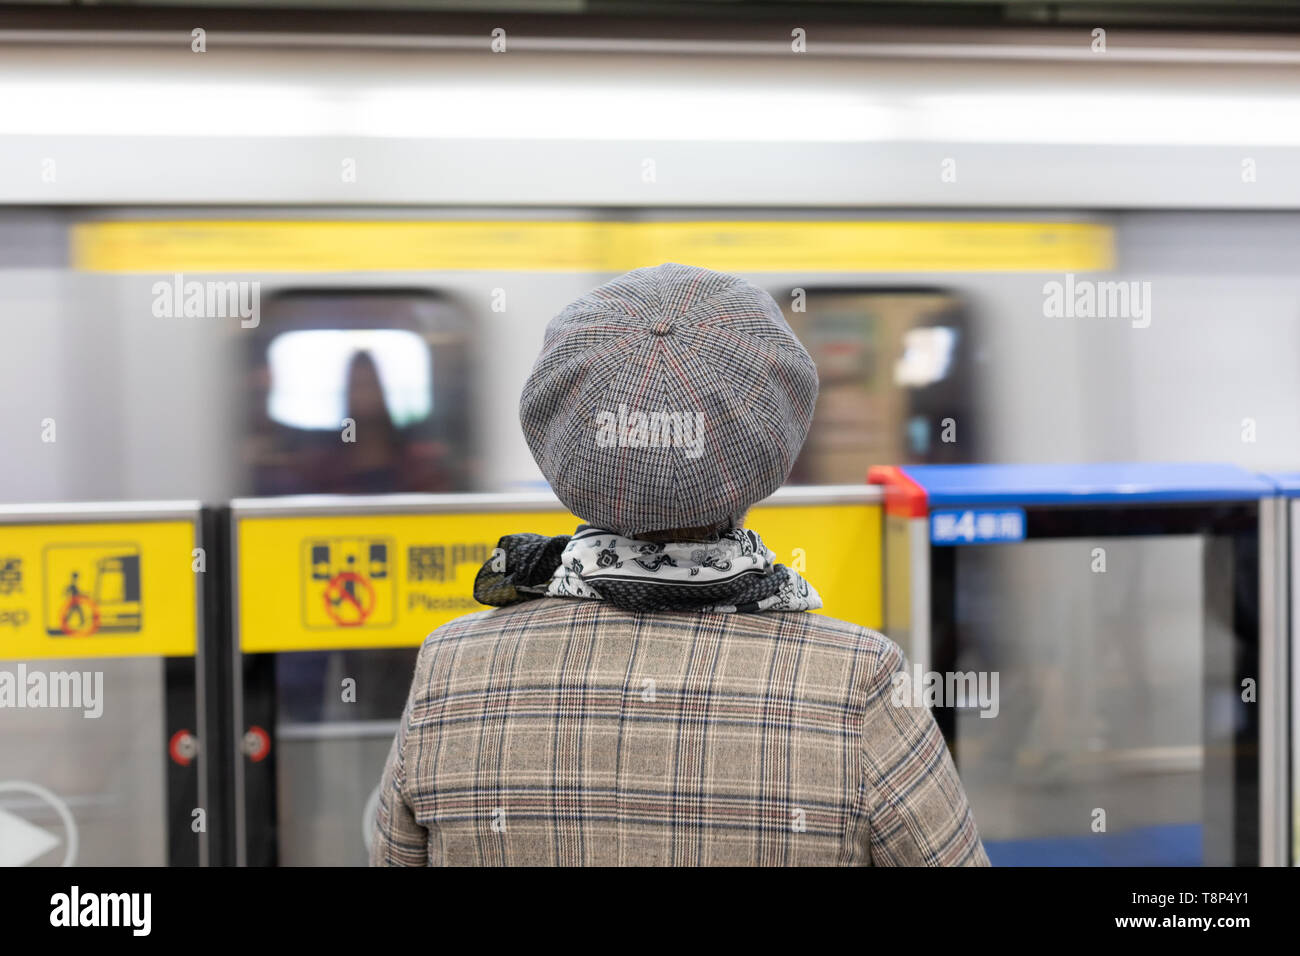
302,537,394,630
323,570,375,627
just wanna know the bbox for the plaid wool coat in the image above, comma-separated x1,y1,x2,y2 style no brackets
371,596,989,866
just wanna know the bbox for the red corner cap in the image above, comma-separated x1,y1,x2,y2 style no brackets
867,466,929,518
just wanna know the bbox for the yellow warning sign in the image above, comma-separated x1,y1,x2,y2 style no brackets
236,501,881,654
238,510,574,653
0,520,197,660
746,500,881,628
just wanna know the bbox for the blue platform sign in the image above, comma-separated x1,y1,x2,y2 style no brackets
930,507,1026,545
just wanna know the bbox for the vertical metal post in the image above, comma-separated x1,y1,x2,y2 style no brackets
1259,497,1289,866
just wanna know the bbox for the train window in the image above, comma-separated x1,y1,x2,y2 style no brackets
238,291,478,864
243,290,477,497
266,329,433,430
783,289,979,484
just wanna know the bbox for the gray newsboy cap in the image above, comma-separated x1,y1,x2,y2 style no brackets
520,263,819,537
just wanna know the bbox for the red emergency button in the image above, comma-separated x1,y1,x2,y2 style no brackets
243,725,271,763
169,729,198,766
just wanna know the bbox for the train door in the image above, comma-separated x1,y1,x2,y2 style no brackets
235,290,475,865
242,289,476,497
782,288,980,485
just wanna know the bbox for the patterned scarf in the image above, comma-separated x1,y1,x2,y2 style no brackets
474,526,822,614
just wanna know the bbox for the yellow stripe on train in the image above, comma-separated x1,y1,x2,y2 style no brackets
72,220,1115,274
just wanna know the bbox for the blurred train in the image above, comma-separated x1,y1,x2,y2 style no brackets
3,31,1300,504
1,24,1298,866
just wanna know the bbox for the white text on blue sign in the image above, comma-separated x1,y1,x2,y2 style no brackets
931,508,1026,545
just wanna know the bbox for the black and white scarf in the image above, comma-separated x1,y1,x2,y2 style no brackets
474,526,822,614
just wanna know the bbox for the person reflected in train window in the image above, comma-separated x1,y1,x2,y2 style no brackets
324,348,458,495
371,264,988,867
327,350,404,494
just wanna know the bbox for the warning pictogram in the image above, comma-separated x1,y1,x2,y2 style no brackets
58,587,99,636
323,567,375,627
301,537,394,630
43,544,142,637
